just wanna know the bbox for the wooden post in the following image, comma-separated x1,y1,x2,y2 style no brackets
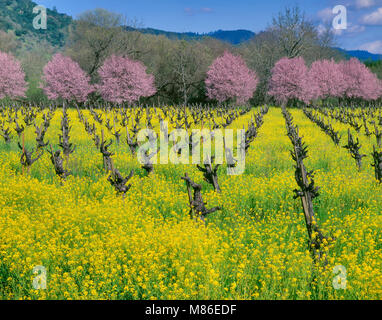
49,144,57,172
294,143,314,240
22,133,25,175
101,129,107,172
184,173,194,219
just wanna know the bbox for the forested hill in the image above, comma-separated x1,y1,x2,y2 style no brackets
0,0,72,47
129,28,256,45
0,0,255,47
336,48,382,62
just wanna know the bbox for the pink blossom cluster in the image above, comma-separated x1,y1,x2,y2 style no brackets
268,56,382,105
205,51,259,104
338,58,381,101
42,53,93,102
268,57,308,104
3,49,380,105
0,51,27,99
40,53,156,104
97,55,156,104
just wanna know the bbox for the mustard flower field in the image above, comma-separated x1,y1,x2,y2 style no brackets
0,105,380,300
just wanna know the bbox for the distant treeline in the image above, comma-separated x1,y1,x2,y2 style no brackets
366,60,382,80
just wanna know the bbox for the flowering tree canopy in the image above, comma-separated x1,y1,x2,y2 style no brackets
378,79,382,99
42,53,93,102
97,55,156,104
0,51,27,99
339,58,381,101
205,51,259,104
268,57,308,105
307,59,346,100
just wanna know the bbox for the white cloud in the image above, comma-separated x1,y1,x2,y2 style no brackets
184,7,214,16
359,40,382,53
347,24,366,32
356,0,375,8
317,24,328,35
201,8,214,13
317,7,334,23
318,22,365,37
361,7,382,24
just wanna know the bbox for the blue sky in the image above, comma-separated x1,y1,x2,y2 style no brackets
38,0,382,53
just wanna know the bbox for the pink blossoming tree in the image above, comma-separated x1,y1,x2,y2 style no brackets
307,59,346,100
97,55,156,104
42,53,93,103
268,57,309,105
339,58,381,101
0,51,27,99
205,51,259,105
378,79,382,99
